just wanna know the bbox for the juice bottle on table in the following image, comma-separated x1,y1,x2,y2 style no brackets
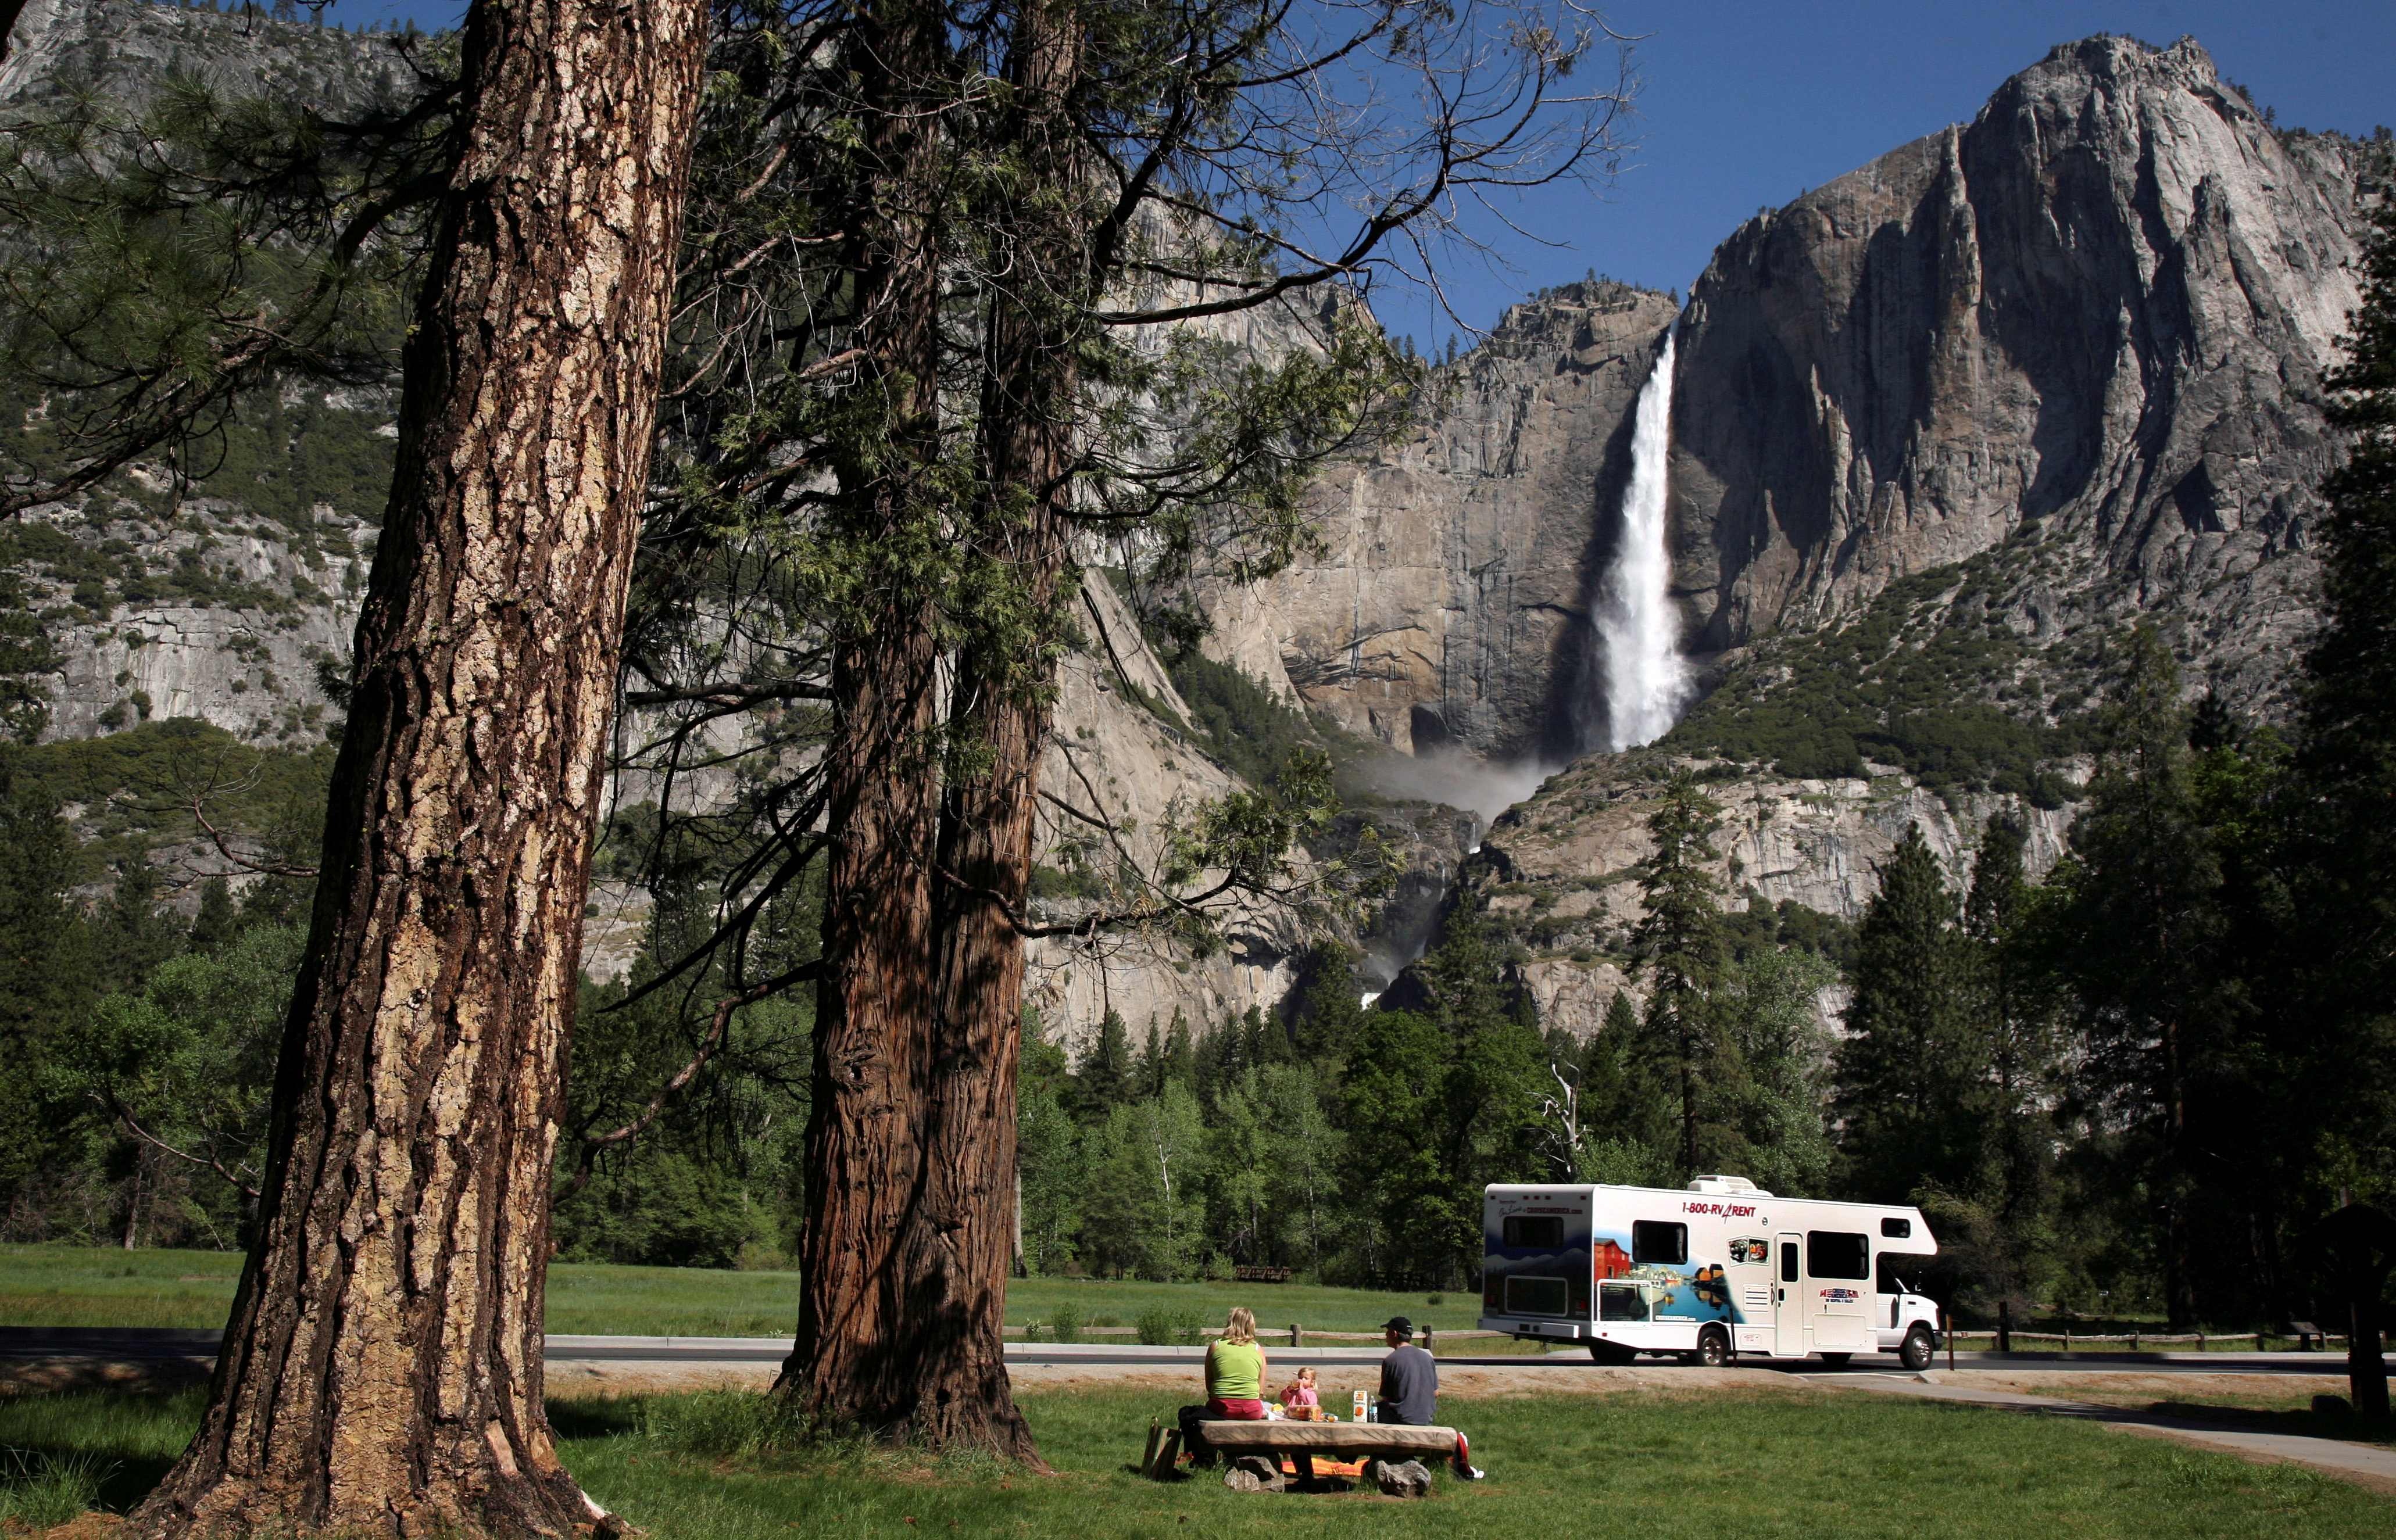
1352,1388,1368,1422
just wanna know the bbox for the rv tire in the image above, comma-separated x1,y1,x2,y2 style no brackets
1686,1326,1731,1368
1898,1326,1934,1371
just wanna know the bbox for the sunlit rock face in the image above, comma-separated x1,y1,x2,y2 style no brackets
1672,35,2371,716
1201,38,2374,778
1199,284,1683,764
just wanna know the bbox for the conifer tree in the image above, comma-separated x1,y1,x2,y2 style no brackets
1834,824,1984,1203
1288,940,1367,1066
2052,626,2225,1328
126,0,713,1529
1342,906,1544,1283
1632,771,1729,1175
1952,815,2061,1307
1072,1008,1136,1113
0,764,90,1214
1719,946,1837,1197
185,878,240,957
1576,990,1672,1177
2299,165,2396,1213
90,858,184,994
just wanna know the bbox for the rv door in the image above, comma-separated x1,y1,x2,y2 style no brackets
1773,1234,1803,1357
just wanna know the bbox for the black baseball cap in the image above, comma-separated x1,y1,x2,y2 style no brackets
1381,1316,1415,1337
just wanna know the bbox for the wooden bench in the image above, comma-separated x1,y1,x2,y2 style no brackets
1233,1265,1293,1283
1185,1420,1465,1489
2291,1320,2325,1352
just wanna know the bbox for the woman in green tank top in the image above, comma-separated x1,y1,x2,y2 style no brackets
1179,1306,1271,1467
1204,1307,1269,1414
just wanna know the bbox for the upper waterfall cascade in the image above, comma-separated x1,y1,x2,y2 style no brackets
1591,328,1692,752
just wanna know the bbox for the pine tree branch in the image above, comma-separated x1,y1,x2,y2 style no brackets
188,795,318,878
92,1091,261,1201
557,961,821,1203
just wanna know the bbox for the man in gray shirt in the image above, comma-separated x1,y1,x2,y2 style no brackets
1374,1317,1439,1425
1372,1316,1484,1480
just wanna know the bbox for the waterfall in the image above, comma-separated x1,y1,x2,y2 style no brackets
1591,328,1691,751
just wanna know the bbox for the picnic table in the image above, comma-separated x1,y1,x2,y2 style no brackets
1193,1420,1467,1492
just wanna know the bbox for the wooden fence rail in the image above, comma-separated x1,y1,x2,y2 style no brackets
1945,1329,2351,1349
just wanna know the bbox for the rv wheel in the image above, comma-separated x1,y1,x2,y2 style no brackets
1686,1327,1731,1368
1898,1326,1934,1371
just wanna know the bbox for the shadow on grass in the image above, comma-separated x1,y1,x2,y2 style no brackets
0,1411,184,1516
2134,1400,2396,1449
546,1397,645,1441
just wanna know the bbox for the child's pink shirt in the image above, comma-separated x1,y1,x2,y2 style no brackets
1282,1384,1319,1408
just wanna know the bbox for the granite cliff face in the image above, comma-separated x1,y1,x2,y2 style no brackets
1205,37,2373,771
1672,36,2370,712
4,2,419,748
1465,751,2075,1035
0,0,420,116
1200,282,1682,761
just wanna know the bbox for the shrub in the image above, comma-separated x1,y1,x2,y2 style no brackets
1135,1307,1207,1345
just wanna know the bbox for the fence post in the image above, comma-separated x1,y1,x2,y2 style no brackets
1998,1299,2011,1355
2196,1328,2205,1352
2132,1326,2140,1352
1946,1310,1955,1370
1289,1323,1301,1348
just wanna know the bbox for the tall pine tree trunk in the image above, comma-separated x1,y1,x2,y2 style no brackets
2163,1014,2200,1329
131,0,707,1532
897,0,1082,1455
781,0,952,1435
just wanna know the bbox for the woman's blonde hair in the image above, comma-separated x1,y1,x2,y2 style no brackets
1223,1306,1257,1345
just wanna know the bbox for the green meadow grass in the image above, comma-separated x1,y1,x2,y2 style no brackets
1,1384,2386,1538
0,1247,1494,1338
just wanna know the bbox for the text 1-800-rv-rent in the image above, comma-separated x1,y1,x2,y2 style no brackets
1481,1176,1943,1369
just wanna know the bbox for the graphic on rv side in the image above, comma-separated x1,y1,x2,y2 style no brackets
1481,1180,1946,1366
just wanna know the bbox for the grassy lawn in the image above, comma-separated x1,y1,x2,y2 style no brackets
0,1247,1491,1338
1,1384,2387,1537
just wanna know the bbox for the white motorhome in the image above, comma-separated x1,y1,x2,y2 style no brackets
1479,1176,1944,1369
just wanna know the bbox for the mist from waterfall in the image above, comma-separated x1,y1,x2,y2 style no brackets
1592,328,1691,751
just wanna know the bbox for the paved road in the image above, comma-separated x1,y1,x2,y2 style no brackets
4,1328,2383,1377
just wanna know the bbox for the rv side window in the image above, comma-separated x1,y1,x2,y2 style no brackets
1504,1216,1565,1248
1779,1242,1797,1282
1808,1231,1870,1280
1505,1276,1570,1316
1598,1282,1649,1322
1880,1217,1912,1239
1632,1221,1687,1265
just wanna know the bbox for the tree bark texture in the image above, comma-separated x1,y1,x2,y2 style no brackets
898,0,1082,1457
781,0,953,1437
131,0,707,1532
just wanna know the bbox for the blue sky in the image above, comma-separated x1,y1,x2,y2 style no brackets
346,0,2394,349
